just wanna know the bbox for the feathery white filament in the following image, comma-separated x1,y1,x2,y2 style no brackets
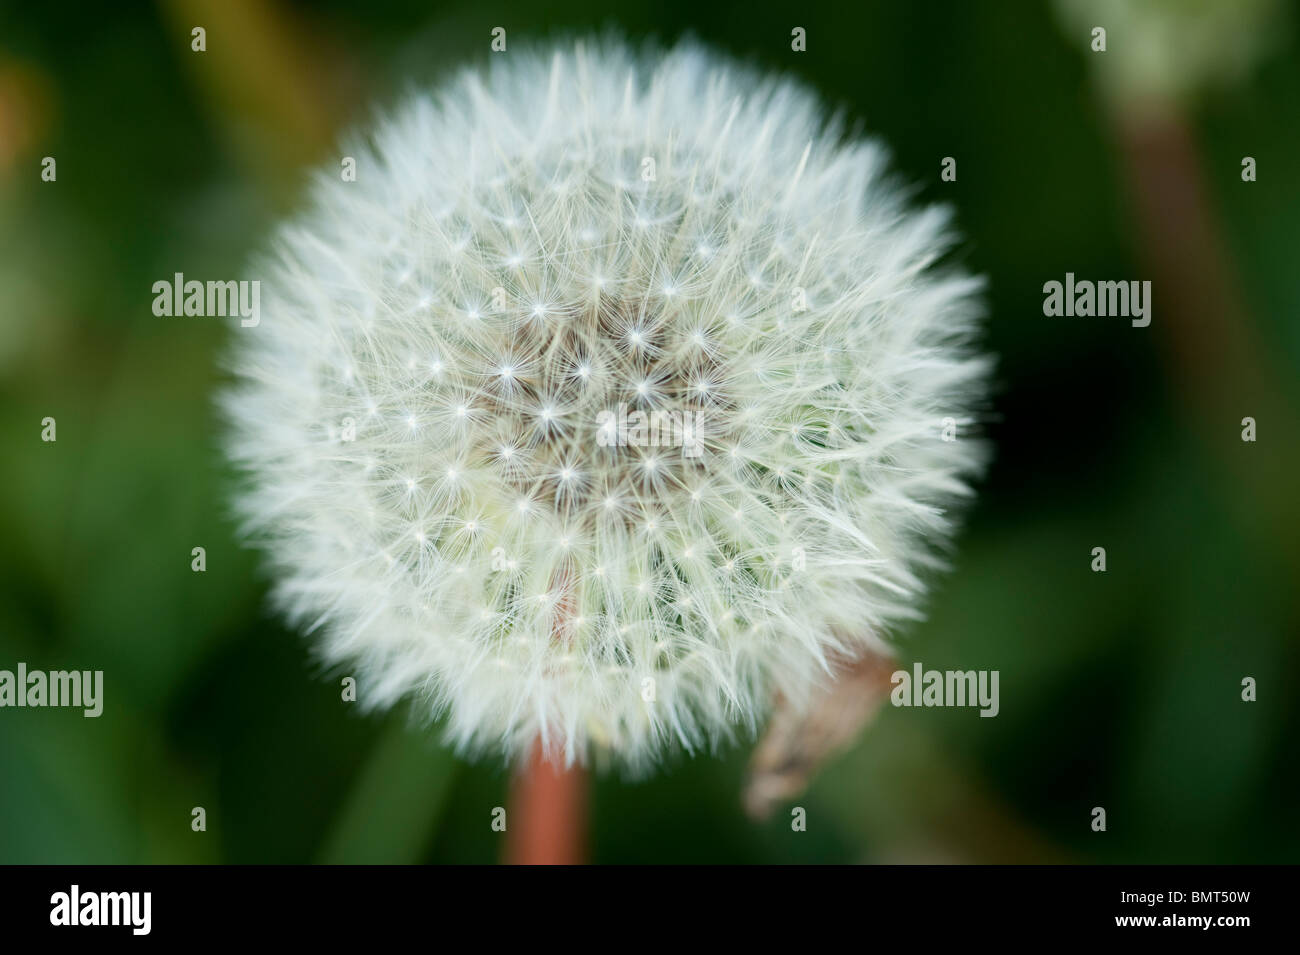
222,40,991,771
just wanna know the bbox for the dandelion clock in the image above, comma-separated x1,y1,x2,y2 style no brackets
221,40,991,792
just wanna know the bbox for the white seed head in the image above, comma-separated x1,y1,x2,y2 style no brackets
221,39,991,772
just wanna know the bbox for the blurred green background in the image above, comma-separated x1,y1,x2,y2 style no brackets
1,0,1297,864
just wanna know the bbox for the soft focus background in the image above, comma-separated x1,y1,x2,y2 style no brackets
2,0,1297,864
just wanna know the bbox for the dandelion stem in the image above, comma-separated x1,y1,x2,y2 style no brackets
505,740,588,865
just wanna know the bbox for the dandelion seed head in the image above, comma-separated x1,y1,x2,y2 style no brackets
221,39,990,772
